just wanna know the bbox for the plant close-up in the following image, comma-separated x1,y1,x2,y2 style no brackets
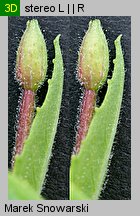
14,19,48,158
8,16,131,200
9,19,64,199
70,20,124,199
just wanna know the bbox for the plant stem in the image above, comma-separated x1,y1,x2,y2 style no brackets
74,89,96,154
15,89,35,156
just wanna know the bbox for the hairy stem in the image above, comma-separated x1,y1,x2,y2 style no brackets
15,90,35,156
74,89,96,153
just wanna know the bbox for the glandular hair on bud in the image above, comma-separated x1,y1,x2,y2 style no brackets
16,19,48,92
78,19,109,91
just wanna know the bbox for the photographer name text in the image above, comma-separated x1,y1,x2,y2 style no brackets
5,203,88,213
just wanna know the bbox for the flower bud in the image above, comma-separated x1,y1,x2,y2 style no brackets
16,19,47,92
78,19,109,91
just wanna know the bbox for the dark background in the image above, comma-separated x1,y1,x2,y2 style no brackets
8,16,131,200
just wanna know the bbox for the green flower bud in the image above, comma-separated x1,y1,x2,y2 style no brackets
78,19,109,91
16,19,47,92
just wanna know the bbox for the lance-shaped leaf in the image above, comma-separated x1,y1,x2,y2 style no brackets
70,35,125,200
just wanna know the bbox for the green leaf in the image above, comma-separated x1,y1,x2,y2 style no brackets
8,172,43,200
70,35,125,200
13,35,64,195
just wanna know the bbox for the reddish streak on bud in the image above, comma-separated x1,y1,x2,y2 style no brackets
15,90,35,156
75,89,96,154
